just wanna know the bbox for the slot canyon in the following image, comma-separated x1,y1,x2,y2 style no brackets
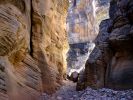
0,0,133,100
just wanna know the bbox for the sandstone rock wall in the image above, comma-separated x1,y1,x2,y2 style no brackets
0,0,69,99
31,0,69,94
77,0,133,90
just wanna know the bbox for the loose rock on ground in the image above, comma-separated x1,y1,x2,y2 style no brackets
41,80,133,100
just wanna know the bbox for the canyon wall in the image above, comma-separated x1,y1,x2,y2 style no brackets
77,0,133,90
67,0,109,78
0,0,69,99
66,0,96,80
67,0,97,44
67,0,109,44
31,0,69,94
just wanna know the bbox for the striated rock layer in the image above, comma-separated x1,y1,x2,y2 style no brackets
77,0,133,90
31,0,69,94
0,0,69,99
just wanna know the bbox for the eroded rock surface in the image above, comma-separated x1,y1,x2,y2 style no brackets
67,0,97,44
77,0,133,90
31,0,69,94
67,0,109,83
0,0,69,99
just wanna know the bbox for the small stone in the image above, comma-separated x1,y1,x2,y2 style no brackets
42,93,47,96
112,91,118,94
69,98,73,100
57,96,63,100
73,95,77,98
120,98,126,100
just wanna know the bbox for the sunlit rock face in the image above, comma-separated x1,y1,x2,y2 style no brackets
77,0,133,90
95,0,110,31
67,0,109,79
31,0,69,94
66,0,96,80
0,0,69,99
67,0,109,44
0,0,42,100
67,0,97,44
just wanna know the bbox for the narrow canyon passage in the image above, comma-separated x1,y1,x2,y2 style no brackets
41,0,133,100
0,0,133,100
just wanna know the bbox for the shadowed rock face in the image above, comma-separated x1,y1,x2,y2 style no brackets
77,0,133,90
0,0,69,99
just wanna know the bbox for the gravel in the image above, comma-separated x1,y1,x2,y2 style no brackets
41,80,133,100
